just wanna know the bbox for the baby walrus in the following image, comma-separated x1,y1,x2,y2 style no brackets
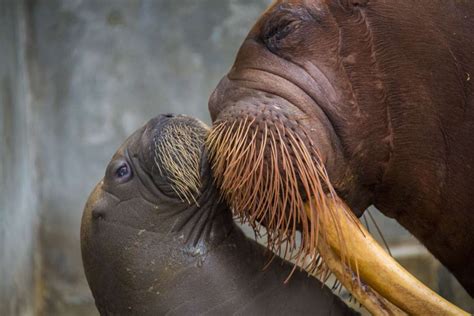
81,114,356,315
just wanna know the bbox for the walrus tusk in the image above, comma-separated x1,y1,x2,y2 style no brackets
306,198,469,316
316,236,405,316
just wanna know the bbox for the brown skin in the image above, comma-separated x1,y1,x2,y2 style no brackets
208,0,474,296
81,114,357,315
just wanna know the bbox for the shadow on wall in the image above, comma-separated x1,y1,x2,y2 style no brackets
0,0,472,315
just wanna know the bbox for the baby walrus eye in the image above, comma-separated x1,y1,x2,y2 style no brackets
113,161,132,182
116,164,129,178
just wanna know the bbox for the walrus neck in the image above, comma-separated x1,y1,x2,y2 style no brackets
171,165,234,253
184,189,233,249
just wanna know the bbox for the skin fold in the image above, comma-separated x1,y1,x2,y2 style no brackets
208,0,474,298
80,114,357,315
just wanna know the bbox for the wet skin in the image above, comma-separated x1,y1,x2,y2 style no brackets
208,0,474,295
81,114,356,315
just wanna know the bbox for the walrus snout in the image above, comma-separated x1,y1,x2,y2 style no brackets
138,114,209,203
138,113,195,172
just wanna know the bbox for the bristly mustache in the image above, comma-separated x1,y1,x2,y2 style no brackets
153,122,207,205
206,116,352,276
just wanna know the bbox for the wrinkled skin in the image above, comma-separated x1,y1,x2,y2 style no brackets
81,114,356,315
209,0,474,295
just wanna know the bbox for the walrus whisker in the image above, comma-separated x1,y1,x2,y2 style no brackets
289,134,317,258
367,209,393,257
214,121,236,165
284,258,301,284
276,127,300,254
262,249,279,271
266,131,281,230
274,128,298,230
153,122,206,205
232,123,267,191
153,135,163,176
226,119,248,158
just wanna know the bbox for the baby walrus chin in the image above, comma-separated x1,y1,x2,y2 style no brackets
80,114,356,316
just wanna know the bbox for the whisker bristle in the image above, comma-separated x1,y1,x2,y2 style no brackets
206,117,353,281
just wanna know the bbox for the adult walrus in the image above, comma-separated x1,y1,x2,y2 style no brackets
206,0,474,314
80,114,357,315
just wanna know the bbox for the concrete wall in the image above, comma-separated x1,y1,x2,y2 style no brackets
0,1,39,315
0,0,472,314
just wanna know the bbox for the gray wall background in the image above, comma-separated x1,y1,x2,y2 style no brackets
0,0,472,315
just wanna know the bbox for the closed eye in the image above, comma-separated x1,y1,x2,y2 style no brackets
262,15,296,53
263,20,295,50
261,5,320,54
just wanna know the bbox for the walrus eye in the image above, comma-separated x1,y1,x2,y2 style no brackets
262,19,295,53
261,6,318,55
115,162,131,181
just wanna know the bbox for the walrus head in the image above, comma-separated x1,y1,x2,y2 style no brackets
207,1,468,314
80,114,235,314
207,0,370,262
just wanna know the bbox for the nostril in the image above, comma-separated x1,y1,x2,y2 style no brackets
162,113,174,118
92,208,105,220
